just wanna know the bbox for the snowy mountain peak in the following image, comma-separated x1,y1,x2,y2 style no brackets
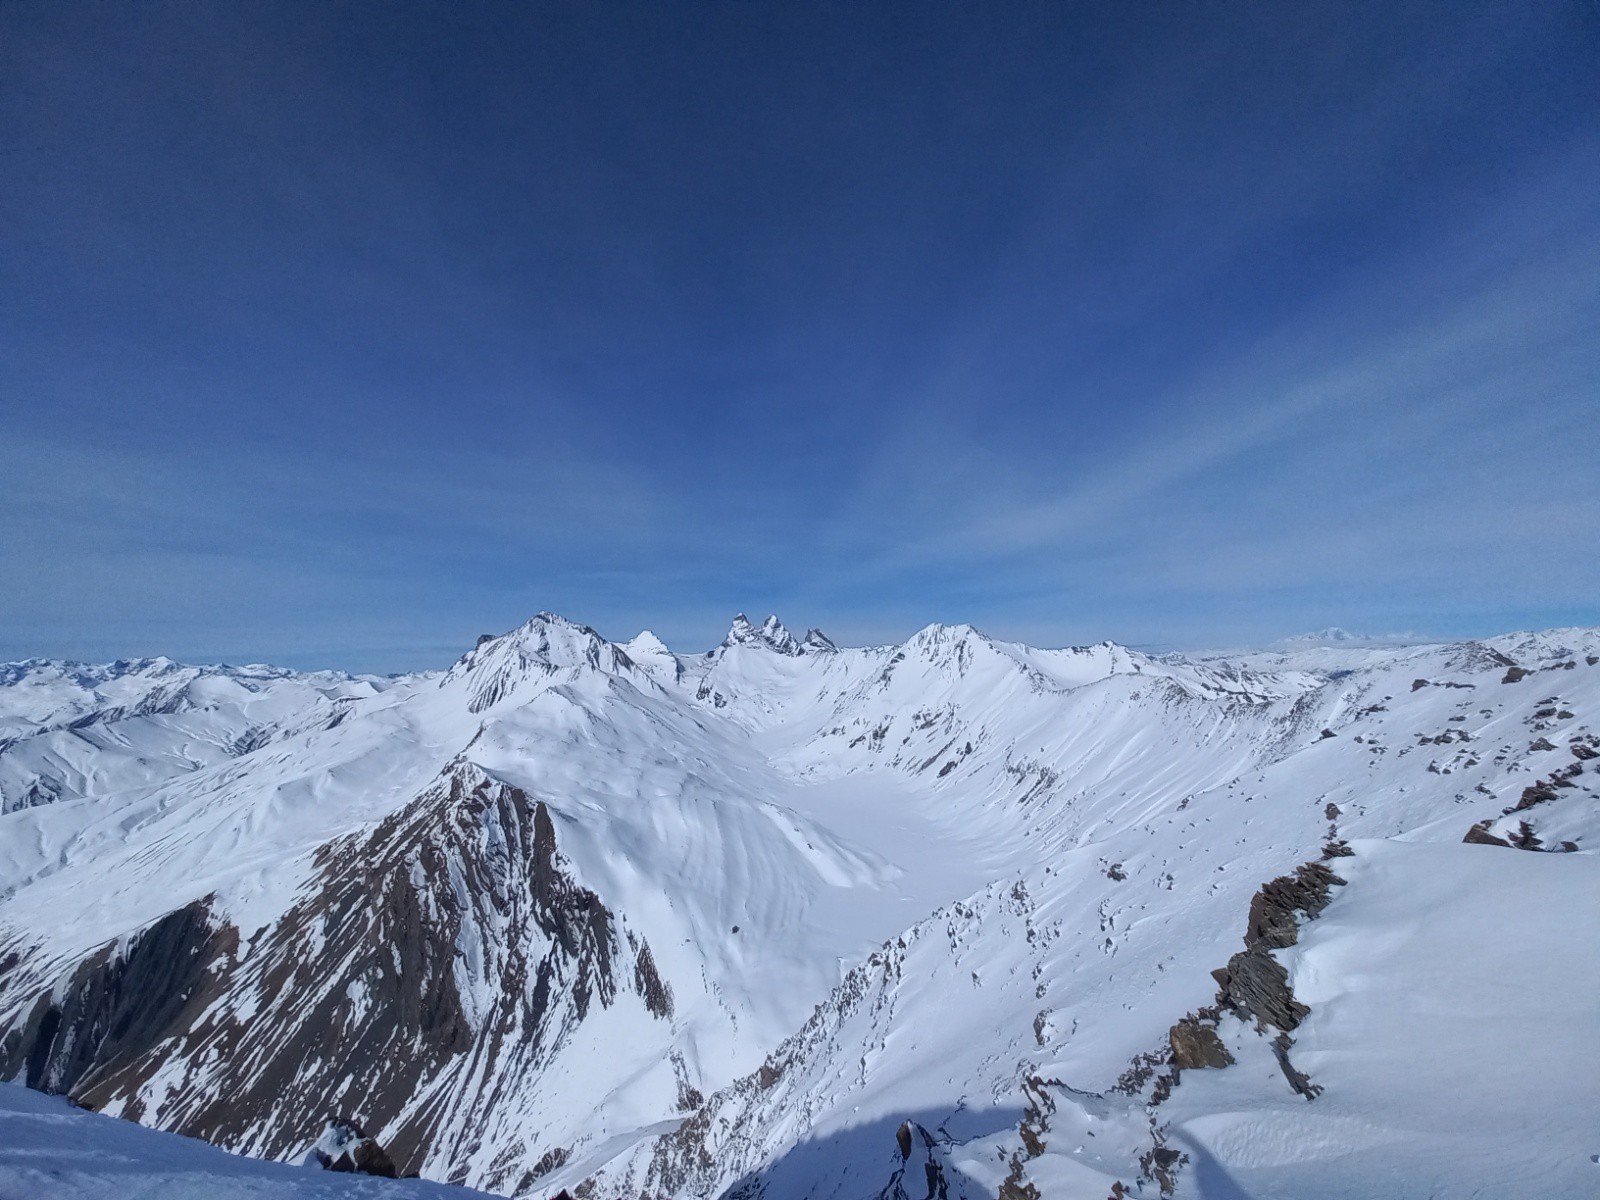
622,630,682,685
911,620,982,643
113,654,180,675
905,621,994,659
623,630,671,658
442,611,637,710
801,628,837,653
723,613,802,655
487,612,617,664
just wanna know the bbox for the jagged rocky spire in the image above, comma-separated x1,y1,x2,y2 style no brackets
721,614,834,656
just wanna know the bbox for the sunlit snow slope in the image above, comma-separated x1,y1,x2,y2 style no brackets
1,615,1596,1199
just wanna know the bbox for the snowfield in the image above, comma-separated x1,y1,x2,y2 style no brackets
0,615,1596,1199
1158,840,1600,1200
0,1081,500,1200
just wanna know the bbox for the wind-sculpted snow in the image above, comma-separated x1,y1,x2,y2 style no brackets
0,613,1597,1198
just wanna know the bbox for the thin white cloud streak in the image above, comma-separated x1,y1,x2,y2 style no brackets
821,150,1600,614
826,5,1550,490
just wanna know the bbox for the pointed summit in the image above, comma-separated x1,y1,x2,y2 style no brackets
801,628,836,653
757,615,798,653
721,614,802,655
623,630,672,659
623,629,682,685
443,612,637,712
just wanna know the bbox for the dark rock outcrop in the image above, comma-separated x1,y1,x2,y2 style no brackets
1139,1144,1186,1197
633,941,674,1019
1204,859,1345,1109
1507,821,1544,851
310,1117,399,1177
1245,861,1344,953
1464,821,1513,847
1211,861,1342,1034
1272,1032,1321,1099
1169,1015,1233,1069
1213,948,1308,1032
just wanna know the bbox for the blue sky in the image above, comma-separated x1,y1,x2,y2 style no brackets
4,1,1598,671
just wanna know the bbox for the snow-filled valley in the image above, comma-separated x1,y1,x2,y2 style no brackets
1,614,1596,1199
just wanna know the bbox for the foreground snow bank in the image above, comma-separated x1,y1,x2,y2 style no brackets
1161,840,1600,1199
0,1083,503,1200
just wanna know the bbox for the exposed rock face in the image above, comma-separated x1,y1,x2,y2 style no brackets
1139,1144,1185,1197
1,899,236,1099
0,765,673,1191
1213,949,1307,1032
1168,1015,1233,1069
1210,861,1343,1034
633,942,674,1019
308,1117,399,1177
1245,861,1343,951
724,613,801,655
1272,1032,1322,1099
1464,821,1513,847
1512,781,1562,810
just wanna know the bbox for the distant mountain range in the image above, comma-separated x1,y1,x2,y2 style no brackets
1270,625,1427,646
1,614,1595,1199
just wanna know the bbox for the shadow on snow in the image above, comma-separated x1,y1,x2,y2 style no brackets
715,1105,1025,1200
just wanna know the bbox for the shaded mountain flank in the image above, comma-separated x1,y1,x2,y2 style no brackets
0,765,675,1194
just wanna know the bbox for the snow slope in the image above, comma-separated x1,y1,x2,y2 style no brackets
0,614,1596,1198
1154,839,1600,1200
0,1082,499,1200
0,657,391,815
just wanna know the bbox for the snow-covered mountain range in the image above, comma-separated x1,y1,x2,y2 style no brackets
0,615,1595,1199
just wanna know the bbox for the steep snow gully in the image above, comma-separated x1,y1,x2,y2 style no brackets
1,615,1596,1199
